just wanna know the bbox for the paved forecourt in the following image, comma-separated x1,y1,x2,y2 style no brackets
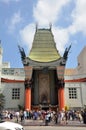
22,119,86,130
24,126,86,130
22,119,86,127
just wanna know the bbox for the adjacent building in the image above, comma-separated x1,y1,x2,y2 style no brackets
65,46,86,110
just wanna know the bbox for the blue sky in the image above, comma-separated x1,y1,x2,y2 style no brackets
0,0,86,68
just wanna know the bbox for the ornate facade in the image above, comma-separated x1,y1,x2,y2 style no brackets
19,27,70,111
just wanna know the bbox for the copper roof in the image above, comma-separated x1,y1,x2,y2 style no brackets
28,28,61,62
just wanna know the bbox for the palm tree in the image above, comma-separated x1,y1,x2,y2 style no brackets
0,93,5,110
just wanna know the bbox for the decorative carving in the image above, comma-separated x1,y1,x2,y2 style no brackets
39,74,50,104
58,79,65,88
42,67,48,73
41,93,48,105
24,78,32,89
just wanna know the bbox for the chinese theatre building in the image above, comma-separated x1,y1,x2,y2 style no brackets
19,26,70,111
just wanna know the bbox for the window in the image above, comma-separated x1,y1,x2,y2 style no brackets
10,69,14,75
68,88,77,99
2,69,8,74
12,88,20,99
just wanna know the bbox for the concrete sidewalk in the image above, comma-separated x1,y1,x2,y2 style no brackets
5,118,86,127
20,119,86,127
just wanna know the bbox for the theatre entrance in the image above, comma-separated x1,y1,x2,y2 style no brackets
18,27,70,111
31,70,58,110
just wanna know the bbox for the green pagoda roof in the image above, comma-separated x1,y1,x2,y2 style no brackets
28,28,61,62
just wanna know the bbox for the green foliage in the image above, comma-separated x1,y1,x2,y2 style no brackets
0,93,5,110
18,104,24,111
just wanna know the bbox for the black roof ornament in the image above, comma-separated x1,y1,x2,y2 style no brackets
18,45,26,61
49,23,52,31
36,23,38,32
63,44,71,60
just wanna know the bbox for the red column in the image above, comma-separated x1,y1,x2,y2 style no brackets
25,88,31,110
24,66,33,111
58,88,65,111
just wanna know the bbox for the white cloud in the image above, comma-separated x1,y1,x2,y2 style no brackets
52,27,69,54
20,23,35,51
69,0,86,35
8,12,22,33
0,0,20,3
20,0,71,54
20,0,86,56
33,0,70,26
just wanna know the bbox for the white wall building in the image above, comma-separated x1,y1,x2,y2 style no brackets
64,46,86,110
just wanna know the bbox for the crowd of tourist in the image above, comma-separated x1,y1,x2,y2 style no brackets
0,109,86,125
